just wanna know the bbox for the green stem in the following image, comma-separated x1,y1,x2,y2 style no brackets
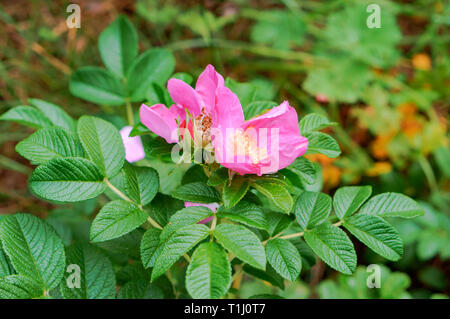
166,38,321,65
104,178,134,203
210,215,217,232
418,155,439,194
146,216,163,230
264,220,344,243
125,98,134,126
104,178,163,230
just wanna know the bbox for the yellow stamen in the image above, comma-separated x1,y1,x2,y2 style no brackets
230,129,268,164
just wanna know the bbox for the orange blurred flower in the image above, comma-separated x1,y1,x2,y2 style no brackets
371,134,394,160
412,53,431,71
398,102,423,139
366,162,392,177
306,154,341,188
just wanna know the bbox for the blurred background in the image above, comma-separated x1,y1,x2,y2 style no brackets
0,0,448,298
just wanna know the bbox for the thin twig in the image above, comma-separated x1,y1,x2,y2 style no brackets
104,177,163,230
264,220,344,244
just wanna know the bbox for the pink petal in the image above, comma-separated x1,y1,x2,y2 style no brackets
139,103,179,144
120,126,146,163
210,86,245,169
211,86,245,132
184,201,219,212
243,101,308,174
167,78,202,116
195,64,225,113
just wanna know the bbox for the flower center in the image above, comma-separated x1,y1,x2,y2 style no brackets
231,129,269,165
194,107,212,145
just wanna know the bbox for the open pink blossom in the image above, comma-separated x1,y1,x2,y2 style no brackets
184,202,218,224
213,100,308,175
139,64,308,175
120,126,145,163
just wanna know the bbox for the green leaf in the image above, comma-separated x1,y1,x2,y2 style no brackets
29,157,106,202
244,101,277,120
295,191,332,231
304,223,356,274
135,166,159,205
143,136,174,159
303,56,373,103
243,264,284,290
90,200,148,242
0,214,65,290
0,246,14,277
289,237,316,269
151,224,210,281
282,157,317,185
129,122,151,137
433,147,450,178
172,182,220,203
248,294,284,299
266,238,302,281
77,115,125,178
156,206,214,254
266,211,293,236
186,242,232,299
70,66,125,105
0,275,44,299
172,72,193,85
213,224,266,270
416,230,444,261
207,167,229,186
250,10,305,50
217,201,268,231
223,175,249,209
127,49,175,102
343,214,403,261
122,164,159,205
299,113,337,135
95,228,143,260
251,180,293,214
28,99,76,132
117,280,164,299
168,206,214,227
147,193,184,227
60,244,116,299
380,270,411,299
98,15,138,78
323,5,401,68
333,186,372,220
0,106,52,129
15,127,84,164
181,165,208,185
225,78,257,108
140,228,162,269
359,193,424,218
305,131,341,158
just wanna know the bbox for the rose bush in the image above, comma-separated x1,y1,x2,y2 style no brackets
0,15,427,299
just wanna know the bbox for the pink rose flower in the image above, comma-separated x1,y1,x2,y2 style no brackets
139,65,308,175
120,126,145,163
184,201,219,224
